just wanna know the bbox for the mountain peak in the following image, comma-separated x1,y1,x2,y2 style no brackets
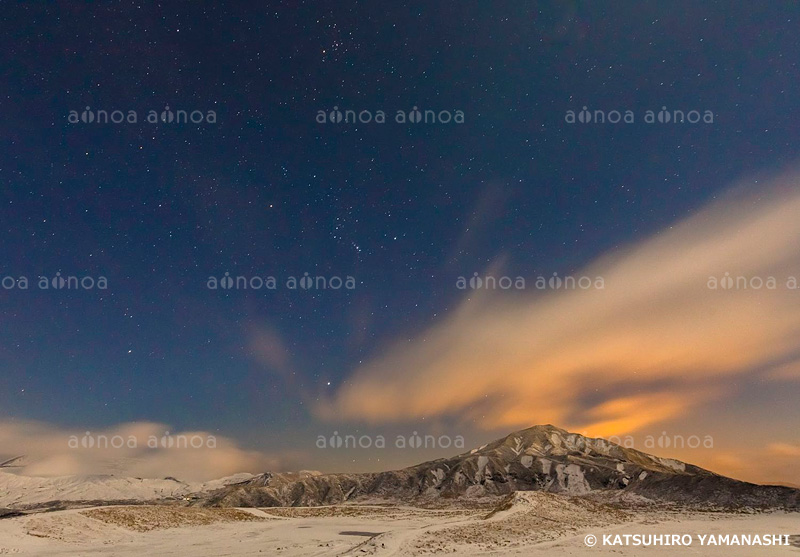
207,425,800,510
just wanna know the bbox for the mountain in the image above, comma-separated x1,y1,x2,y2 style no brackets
3,425,798,512
0,470,256,510
0,455,29,468
202,425,800,510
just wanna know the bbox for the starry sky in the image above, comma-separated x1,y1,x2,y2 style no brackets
2,2,800,484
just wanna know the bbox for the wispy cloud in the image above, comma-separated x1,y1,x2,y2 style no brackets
768,443,800,458
317,173,800,438
247,323,294,379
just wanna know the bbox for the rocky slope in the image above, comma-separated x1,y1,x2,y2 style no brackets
201,425,800,509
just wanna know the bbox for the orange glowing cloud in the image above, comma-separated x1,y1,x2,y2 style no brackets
768,443,800,458
317,172,800,437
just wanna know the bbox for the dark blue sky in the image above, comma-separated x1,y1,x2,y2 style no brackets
1,2,799,462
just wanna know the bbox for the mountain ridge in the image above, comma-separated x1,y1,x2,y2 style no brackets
3,425,797,512
201,424,800,510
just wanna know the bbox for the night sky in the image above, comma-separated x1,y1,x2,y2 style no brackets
2,2,800,482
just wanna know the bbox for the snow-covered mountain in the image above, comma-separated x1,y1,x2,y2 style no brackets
3,425,798,511
0,470,256,509
204,425,800,509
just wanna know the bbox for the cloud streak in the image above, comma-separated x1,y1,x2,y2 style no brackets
317,172,800,438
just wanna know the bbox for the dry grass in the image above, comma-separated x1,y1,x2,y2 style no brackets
260,505,479,520
81,506,267,532
408,492,632,554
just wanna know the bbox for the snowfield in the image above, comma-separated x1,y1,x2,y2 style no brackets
0,493,797,556
2,426,798,555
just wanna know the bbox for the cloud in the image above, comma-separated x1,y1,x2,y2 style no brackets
767,443,800,458
765,358,800,380
446,181,514,265
0,419,301,481
690,445,800,487
246,323,294,379
317,172,800,438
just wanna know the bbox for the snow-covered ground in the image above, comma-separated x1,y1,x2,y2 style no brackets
0,492,797,556
0,470,255,507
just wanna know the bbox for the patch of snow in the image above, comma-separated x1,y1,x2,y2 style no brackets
554,464,591,495
657,458,686,473
475,456,489,481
